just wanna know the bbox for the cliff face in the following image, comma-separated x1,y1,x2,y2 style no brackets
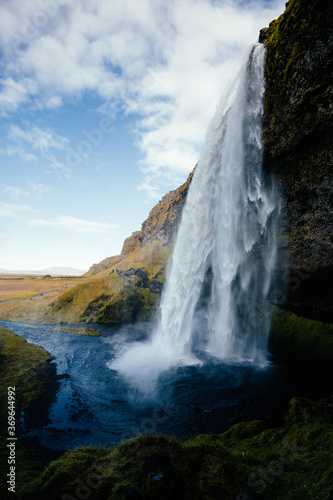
140,172,194,247
260,0,333,313
256,0,333,367
85,171,193,278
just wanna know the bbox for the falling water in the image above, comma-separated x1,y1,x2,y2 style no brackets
110,43,280,393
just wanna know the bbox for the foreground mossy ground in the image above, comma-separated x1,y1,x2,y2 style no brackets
0,325,332,499
19,396,333,500
0,327,57,498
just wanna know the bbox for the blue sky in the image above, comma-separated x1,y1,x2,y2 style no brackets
0,0,285,271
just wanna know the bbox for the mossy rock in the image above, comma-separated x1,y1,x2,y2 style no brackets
270,307,333,369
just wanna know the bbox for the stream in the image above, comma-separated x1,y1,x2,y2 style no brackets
1,319,330,462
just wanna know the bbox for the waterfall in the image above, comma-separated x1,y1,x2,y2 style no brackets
110,43,280,394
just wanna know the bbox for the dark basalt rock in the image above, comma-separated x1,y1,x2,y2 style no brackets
261,0,333,312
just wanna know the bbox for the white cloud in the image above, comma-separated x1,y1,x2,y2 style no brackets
0,77,37,114
28,215,120,233
8,124,69,152
44,154,73,181
2,182,50,201
29,182,50,195
3,123,72,180
0,0,286,196
45,96,63,109
3,186,29,201
0,202,35,219
1,145,38,162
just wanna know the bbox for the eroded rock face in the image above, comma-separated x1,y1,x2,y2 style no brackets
140,171,194,247
86,171,193,278
261,0,333,277
121,231,142,256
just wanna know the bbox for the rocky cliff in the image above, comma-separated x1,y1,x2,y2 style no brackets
257,0,333,368
261,0,333,315
86,170,193,278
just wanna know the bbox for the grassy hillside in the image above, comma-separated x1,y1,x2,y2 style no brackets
0,242,171,325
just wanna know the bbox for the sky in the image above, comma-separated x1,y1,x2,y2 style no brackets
0,0,285,272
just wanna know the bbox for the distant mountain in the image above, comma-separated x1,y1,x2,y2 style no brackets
40,267,87,276
0,267,86,276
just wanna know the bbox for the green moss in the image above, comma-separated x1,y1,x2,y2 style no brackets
0,327,56,497
19,396,333,500
0,327,52,407
50,326,103,336
270,307,333,367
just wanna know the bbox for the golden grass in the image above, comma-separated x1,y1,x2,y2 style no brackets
96,241,172,279
0,294,59,323
0,243,170,324
0,276,83,302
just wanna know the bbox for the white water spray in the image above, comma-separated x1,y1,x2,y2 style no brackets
110,43,280,394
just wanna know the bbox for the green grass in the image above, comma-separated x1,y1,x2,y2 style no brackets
0,327,56,497
0,327,52,407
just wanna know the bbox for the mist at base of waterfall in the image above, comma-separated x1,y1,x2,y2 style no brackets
108,307,271,400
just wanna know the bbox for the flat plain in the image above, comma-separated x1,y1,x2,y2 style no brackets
0,274,84,302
